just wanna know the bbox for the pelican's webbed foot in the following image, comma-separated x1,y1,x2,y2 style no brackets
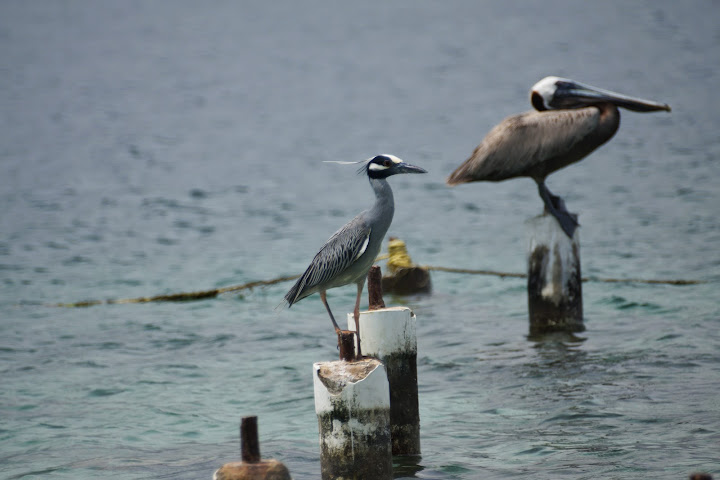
537,182,579,238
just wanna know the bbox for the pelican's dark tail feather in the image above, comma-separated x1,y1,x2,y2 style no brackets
446,162,474,186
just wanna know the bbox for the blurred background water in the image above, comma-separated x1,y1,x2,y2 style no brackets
1,1,719,479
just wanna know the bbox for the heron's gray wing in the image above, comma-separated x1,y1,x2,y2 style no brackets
447,108,599,183
284,214,371,305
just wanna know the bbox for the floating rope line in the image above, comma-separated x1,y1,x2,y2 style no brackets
54,239,703,308
387,238,702,285
423,265,701,285
424,265,526,279
55,275,300,308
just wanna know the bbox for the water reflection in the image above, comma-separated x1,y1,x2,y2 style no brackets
393,454,424,479
524,332,589,384
527,331,587,345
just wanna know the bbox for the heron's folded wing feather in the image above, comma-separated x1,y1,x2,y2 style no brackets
284,215,371,305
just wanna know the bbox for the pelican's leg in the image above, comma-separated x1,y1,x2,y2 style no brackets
353,281,364,358
537,181,579,238
320,290,342,334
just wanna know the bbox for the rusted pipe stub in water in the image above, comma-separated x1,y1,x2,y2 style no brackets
368,265,386,310
214,416,291,480
213,460,291,480
241,416,260,463
337,330,356,361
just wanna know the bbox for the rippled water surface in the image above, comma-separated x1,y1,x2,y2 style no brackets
1,1,719,479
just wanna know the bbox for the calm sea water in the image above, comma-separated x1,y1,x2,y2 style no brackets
1,1,719,479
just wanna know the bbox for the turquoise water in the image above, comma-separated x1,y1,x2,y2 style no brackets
1,1,719,479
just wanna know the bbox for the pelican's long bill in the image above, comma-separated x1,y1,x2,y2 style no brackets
553,78,671,113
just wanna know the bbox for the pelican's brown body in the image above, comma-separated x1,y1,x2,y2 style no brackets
447,104,620,186
447,76,670,237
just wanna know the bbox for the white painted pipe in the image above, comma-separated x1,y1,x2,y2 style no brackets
348,306,416,358
348,307,421,455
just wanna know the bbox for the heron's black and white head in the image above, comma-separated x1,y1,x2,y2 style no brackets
363,155,427,179
530,76,671,113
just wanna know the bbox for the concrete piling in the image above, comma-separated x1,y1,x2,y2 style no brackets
241,416,261,463
313,358,393,480
526,213,584,335
213,416,291,480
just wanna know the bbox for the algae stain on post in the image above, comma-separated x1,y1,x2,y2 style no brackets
313,358,393,480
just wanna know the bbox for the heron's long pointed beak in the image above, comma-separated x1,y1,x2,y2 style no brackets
395,162,427,174
564,81,671,112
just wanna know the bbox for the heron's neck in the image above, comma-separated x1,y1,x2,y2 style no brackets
368,177,395,228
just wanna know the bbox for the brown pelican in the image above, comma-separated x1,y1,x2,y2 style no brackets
446,76,671,237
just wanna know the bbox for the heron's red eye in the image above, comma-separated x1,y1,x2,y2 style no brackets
383,159,392,167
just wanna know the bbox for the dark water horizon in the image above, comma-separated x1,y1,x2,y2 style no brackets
1,1,719,479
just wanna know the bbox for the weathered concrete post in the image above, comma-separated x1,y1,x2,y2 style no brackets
526,213,584,335
313,358,393,480
347,265,421,456
213,416,291,480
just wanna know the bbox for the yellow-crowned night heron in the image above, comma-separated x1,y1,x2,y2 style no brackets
284,154,426,354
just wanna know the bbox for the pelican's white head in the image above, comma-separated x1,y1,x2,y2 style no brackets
530,76,569,111
531,76,671,113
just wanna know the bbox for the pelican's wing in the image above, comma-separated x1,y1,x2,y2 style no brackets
284,214,371,306
447,108,600,184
